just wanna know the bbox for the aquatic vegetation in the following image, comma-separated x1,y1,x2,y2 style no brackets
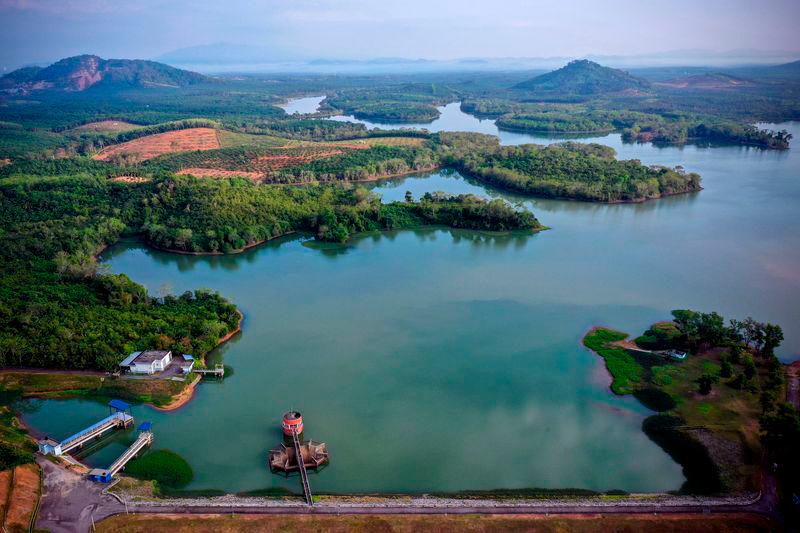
125,449,194,488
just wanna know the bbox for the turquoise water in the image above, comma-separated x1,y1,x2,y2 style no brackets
20,114,800,495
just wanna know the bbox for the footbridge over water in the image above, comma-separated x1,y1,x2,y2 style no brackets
88,422,154,483
268,411,329,506
38,400,134,457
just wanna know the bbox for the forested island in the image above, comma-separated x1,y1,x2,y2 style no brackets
434,132,701,202
583,311,797,509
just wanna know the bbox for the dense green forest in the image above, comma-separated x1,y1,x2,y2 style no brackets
0,173,538,369
435,132,701,202
0,175,240,369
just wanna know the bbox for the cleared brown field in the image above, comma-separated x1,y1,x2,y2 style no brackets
254,149,345,170
172,147,352,180
93,128,220,163
4,464,39,530
96,513,777,533
0,470,11,521
177,168,263,180
72,120,141,133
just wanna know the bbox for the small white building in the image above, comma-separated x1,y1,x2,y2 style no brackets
179,354,195,374
119,350,173,374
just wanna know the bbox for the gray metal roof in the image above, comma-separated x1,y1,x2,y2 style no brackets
132,350,171,364
118,351,141,367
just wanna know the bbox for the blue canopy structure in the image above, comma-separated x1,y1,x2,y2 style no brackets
108,399,131,412
138,421,153,431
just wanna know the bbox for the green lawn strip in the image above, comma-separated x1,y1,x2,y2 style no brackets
582,328,642,394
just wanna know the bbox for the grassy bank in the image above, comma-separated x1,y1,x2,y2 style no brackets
582,321,769,494
0,372,188,407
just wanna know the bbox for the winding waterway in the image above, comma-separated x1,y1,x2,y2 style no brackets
20,101,800,495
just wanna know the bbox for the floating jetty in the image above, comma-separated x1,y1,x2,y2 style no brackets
88,422,154,483
38,400,134,457
269,411,329,505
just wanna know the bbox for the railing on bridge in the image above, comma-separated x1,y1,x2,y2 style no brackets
291,427,313,505
89,422,154,483
38,400,134,457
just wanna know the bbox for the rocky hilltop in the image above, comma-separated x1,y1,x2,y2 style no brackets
0,55,209,93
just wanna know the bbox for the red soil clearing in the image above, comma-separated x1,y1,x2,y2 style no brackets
254,149,345,170
4,464,39,530
93,128,220,163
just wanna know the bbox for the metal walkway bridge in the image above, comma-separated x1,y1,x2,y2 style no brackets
38,400,134,457
89,423,154,483
291,427,313,505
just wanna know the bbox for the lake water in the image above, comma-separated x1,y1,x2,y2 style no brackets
278,95,325,115
328,101,615,146
20,105,800,495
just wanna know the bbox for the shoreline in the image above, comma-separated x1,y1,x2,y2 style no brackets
145,232,298,256
6,310,244,416
453,165,703,204
152,308,244,412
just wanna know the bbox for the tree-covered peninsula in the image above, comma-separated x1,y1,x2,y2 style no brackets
583,310,796,505
434,132,701,202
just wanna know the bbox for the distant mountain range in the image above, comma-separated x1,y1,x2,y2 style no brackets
0,55,209,93
143,43,800,74
514,60,650,94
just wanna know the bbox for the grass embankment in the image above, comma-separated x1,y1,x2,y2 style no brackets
583,327,764,494
96,513,776,533
0,372,188,407
0,391,36,471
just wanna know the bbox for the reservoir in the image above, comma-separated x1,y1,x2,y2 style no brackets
20,106,800,495
278,95,325,115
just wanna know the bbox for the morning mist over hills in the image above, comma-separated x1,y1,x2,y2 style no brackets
151,46,800,75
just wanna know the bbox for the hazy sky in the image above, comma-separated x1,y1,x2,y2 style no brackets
1,0,799,70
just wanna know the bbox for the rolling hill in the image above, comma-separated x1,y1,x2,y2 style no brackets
0,55,209,93
515,59,651,95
